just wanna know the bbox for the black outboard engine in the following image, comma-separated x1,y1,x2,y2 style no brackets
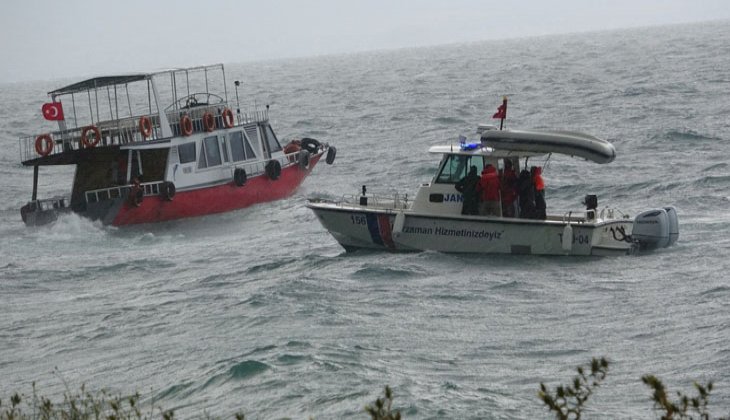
584,194,598,220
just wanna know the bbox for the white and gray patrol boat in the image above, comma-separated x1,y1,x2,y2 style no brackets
306,125,678,256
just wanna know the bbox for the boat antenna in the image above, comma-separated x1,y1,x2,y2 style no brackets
234,80,241,118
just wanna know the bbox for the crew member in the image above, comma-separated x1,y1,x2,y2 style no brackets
532,166,546,219
455,165,480,215
478,164,501,216
501,159,518,217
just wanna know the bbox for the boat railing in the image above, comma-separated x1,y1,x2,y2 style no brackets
19,105,269,163
24,196,71,212
85,181,163,204
336,193,411,210
557,207,631,224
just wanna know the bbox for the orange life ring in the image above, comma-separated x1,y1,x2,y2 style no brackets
222,108,234,128
81,125,101,148
139,116,153,139
35,134,54,156
202,112,215,132
180,115,193,136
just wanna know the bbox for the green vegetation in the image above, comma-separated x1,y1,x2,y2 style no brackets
2,360,727,419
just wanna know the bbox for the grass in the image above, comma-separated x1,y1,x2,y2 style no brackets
2,359,727,419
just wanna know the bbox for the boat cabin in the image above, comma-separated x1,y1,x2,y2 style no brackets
410,145,545,216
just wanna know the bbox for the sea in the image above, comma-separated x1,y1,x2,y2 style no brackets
1,21,729,419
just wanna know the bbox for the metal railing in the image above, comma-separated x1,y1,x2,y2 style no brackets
325,193,412,211
85,181,163,204
19,105,270,163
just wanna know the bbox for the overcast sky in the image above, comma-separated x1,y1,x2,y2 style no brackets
1,0,728,83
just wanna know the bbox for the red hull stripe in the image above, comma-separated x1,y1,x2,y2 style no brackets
111,155,321,226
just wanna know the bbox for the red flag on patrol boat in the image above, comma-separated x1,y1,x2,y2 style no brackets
492,97,507,120
42,102,64,121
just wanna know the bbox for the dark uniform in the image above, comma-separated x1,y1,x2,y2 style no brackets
455,166,480,215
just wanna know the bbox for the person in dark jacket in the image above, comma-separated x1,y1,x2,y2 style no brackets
500,159,518,217
517,169,535,218
455,165,480,215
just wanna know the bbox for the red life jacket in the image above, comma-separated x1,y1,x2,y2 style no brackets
478,166,500,201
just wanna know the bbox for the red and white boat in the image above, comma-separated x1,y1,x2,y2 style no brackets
18,64,336,226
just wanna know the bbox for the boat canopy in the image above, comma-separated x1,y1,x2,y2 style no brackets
480,129,616,164
428,145,545,159
49,75,149,96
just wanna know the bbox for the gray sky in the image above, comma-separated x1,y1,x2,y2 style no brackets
1,0,728,83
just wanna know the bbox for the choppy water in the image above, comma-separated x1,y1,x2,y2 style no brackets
1,21,730,419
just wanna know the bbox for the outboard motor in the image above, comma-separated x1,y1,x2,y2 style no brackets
632,208,670,250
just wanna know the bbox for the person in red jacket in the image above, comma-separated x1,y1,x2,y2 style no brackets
478,164,501,216
532,166,547,219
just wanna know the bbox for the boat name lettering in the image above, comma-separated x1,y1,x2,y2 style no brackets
558,233,590,244
400,225,504,240
443,194,463,203
433,227,503,240
350,214,367,225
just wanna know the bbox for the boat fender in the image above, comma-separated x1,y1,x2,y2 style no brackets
393,211,406,238
265,160,281,180
234,168,247,186
301,137,320,154
81,125,101,148
35,134,54,156
326,146,337,165
180,115,193,136
139,116,153,139
202,112,216,132
161,181,176,201
222,108,235,128
562,223,573,252
298,150,310,169
129,185,144,207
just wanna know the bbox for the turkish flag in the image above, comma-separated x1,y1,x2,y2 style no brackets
492,98,507,119
42,102,64,121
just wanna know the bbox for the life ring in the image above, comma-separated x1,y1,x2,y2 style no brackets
234,168,247,186
202,112,216,132
161,181,176,201
326,146,337,165
301,137,320,154
298,150,310,169
265,160,281,180
139,116,153,139
129,185,144,207
81,125,101,148
180,115,193,136
35,134,54,156
222,108,234,128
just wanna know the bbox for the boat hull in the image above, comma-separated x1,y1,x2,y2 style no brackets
307,201,634,256
27,154,323,227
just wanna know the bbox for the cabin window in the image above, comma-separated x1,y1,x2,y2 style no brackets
220,137,229,163
263,125,282,153
229,131,257,161
178,142,196,164
198,135,222,169
435,154,485,184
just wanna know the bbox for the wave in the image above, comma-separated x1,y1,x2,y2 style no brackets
352,263,427,280
651,128,723,143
